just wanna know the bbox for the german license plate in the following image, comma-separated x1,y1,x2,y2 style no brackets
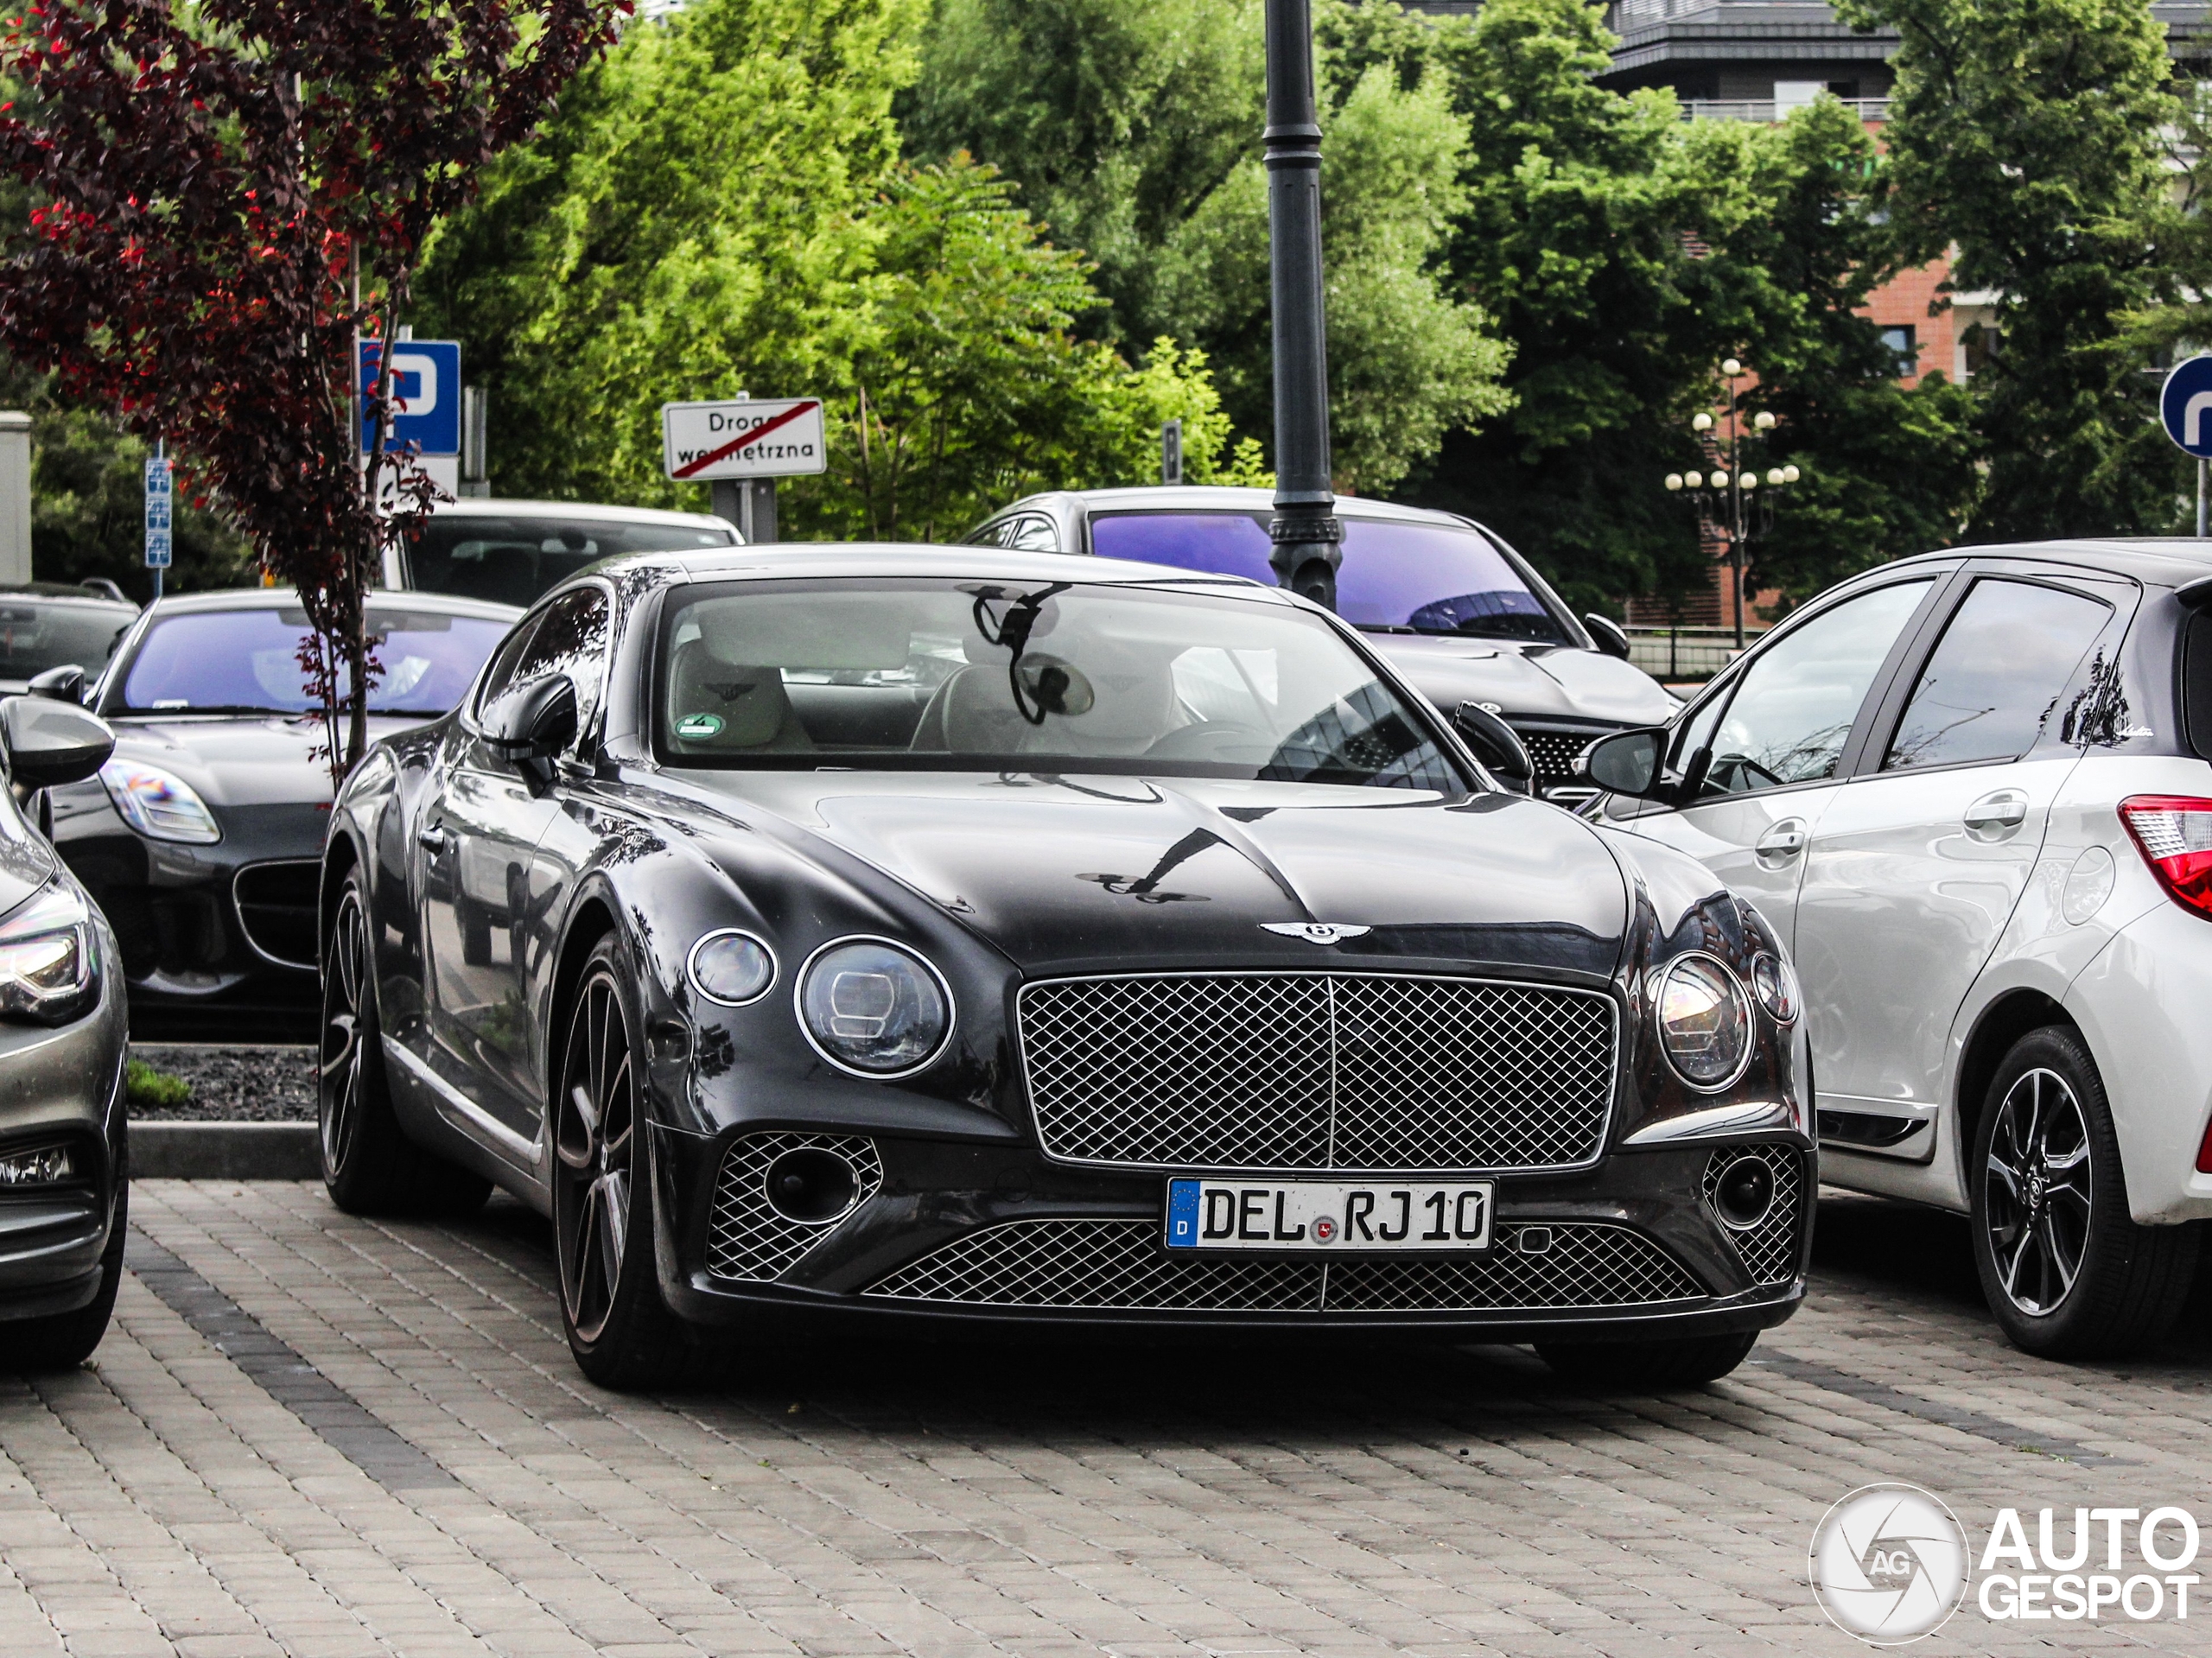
1164,1178,1494,1253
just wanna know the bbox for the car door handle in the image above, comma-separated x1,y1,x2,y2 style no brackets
1754,818,1809,863
417,824,450,853
1963,790,2030,835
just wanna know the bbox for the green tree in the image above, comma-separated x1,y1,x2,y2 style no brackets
899,0,1262,340
1683,99,1981,607
1837,0,2181,540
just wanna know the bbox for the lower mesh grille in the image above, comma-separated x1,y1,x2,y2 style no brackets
705,1133,883,1282
863,1219,1703,1312
1704,1143,1806,1286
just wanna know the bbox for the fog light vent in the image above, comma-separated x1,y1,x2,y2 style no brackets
707,1133,882,1282
0,1143,74,1186
1701,1143,1804,1286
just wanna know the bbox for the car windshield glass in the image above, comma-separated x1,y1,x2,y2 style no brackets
0,600,134,681
407,516,736,608
1087,512,1569,643
659,577,1469,791
119,607,512,716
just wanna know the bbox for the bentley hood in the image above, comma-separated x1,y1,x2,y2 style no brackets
688,771,1638,978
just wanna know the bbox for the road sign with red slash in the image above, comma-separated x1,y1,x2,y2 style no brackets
662,397,827,481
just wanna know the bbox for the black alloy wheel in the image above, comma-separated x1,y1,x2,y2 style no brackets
552,935,693,1388
1970,1026,2196,1359
320,867,490,1217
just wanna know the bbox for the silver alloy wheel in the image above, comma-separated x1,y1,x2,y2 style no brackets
556,967,635,1344
1983,1066,2093,1316
318,891,369,1176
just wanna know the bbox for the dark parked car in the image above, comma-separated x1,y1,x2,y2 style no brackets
47,588,518,1034
321,543,1810,1390
0,689,130,1370
0,583,137,696
963,487,1679,800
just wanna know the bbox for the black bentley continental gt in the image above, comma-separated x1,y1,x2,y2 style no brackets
320,544,1813,1389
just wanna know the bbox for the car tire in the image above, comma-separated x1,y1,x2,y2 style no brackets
1970,1025,2196,1360
1535,1330,1758,1388
7,1174,126,1372
553,933,696,1390
321,866,492,1218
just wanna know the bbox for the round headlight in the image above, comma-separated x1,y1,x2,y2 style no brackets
1750,951,1798,1025
1655,954,1751,1089
797,938,951,1077
688,930,777,1006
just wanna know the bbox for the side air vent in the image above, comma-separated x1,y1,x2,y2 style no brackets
705,1132,882,1282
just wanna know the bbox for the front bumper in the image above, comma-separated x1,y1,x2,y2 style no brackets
0,920,130,1320
48,785,323,1028
652,1127,1811,1338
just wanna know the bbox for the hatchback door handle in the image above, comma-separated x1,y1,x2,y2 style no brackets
417,824,450,853
1964,790,2030,835
1755,818,1808,863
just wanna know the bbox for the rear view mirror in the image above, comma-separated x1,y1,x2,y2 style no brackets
1452,702,1535,796
27,664,85,704
1580,727,1667,797
482,673,578,766
0,696,116,790
1583,613,1632,660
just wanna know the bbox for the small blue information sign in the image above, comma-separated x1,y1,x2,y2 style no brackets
143,454,173,569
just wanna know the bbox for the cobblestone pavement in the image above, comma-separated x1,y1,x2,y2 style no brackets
6,1181,2212,1658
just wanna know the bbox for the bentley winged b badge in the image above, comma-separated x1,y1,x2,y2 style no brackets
1260,922,1373,945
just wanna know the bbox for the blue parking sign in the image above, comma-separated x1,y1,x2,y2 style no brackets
143,454,172,569
2161,356,2212,458
359,339,462,456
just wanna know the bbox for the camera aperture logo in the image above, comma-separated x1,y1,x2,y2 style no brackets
1810,1483,1971,1645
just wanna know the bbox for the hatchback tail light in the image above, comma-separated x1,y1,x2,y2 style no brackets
2118,796,2212,920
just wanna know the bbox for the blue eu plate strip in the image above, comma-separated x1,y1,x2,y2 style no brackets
1166,1179,1200,1248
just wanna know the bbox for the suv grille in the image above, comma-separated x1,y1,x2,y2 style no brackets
1514,727,1600,782
863,1219,1702,1312
1018,973,1617,1173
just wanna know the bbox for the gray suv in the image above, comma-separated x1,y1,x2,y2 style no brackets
966,487,1677,800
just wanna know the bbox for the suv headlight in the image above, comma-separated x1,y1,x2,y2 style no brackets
99,759,221,843
797,937,952,1077
1654,953,1751,1089
0,880,99,1025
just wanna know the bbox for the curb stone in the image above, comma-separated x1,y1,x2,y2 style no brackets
131,1121,320,1180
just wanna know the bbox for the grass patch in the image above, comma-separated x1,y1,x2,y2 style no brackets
124,1058,193,1110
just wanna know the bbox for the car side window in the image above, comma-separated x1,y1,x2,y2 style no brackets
1883,578,2112,771
498,587,613,750
473,614,543,715
1694,579,1934,797
1005,515,1061,552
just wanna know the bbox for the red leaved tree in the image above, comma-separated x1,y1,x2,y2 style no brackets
0,0,626,778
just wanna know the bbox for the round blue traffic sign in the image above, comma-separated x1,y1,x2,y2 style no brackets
2161,356,2212,457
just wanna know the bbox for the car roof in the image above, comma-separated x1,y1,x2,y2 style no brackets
0,585,137,613
1014,486,1472,527
429,497,734,532
1887,537,2212,590
143,587,525,621
589,541,1290,595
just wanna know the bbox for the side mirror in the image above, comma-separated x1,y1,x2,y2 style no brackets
1452,702,1535,795
481,673,577,766
27,664,85,704
1583,613,1632,660
1580,727,1668,797
0,696,116,789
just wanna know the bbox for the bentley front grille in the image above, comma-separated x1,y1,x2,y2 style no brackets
862,1219,1701,1312
704,1132,883,1282
1018,973,1618,1173
1703,1143,1807,1287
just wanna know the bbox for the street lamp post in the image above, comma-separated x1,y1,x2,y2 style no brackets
1664,359,1799,651
1262,0,1340,607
